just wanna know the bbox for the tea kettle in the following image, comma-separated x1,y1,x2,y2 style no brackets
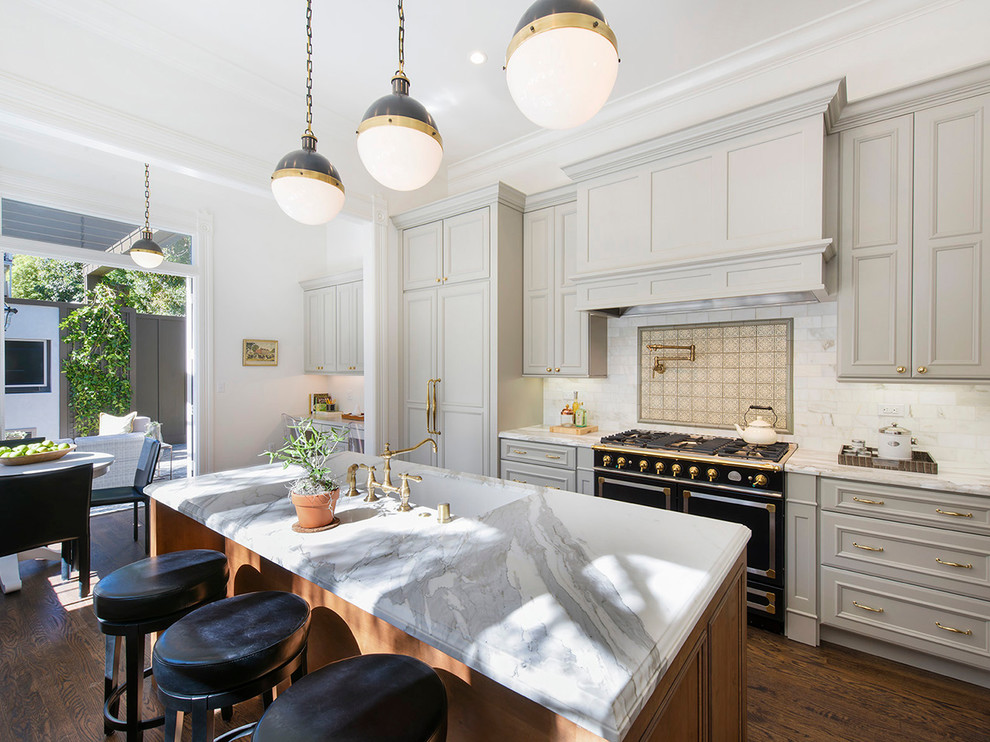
735,405,779,445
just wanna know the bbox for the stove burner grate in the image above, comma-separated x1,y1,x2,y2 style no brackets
599,429,792,463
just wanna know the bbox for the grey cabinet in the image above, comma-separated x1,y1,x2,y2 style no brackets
838,93,990,380
522,202,607,377
301,274,363,375
499,437,597,495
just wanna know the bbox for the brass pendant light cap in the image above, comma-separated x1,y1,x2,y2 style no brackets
505,0,618,65
356,76,443,148
271,134,345,193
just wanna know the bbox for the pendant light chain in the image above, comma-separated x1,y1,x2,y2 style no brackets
305,0,314,136
143,163,151,232
397,0,405,75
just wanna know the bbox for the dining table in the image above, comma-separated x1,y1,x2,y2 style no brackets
0,450,114,594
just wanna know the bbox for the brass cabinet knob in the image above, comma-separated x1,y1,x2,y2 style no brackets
602,455,612,467
917,366,928,374
655,461,665,474
554,367,560,372
546,367,552,372
707,468,718,482
436,278,441,283
753,474,769,488
617,457,627,469
688,466,700,480
896,366,906,374
639,459,649,472
671,464,682,477
443,277,448,282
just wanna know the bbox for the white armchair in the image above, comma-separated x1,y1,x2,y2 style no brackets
74,414,152,489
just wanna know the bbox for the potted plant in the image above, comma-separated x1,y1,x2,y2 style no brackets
263,419,349,529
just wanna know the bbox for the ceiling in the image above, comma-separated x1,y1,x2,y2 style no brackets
2,0,989,215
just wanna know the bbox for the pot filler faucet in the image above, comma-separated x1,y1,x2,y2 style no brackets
356,438,438,511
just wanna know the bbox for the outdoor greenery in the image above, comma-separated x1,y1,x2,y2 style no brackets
263,419,349,496
60,284,132,436
9,255,85,303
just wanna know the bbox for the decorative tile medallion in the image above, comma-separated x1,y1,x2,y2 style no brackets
639,319,793,432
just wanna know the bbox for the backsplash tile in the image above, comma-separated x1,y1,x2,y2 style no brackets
544,302,990,466
638,320,792,431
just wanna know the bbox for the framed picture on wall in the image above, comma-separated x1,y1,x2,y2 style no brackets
243,339,278,366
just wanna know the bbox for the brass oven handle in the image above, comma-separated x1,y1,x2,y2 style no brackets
936,508,973,518
852,600,884,613
935,621,973,636
853,542,885,552
935,557,973,569
853,497,885,506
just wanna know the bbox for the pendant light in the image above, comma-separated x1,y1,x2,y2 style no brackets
505,0,619,130
356,0,443,192
127,163,165,269
272,0,345,225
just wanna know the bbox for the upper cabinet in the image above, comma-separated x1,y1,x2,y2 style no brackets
401,208,490,290
837,91,990,380
522,201,607,377
300,271,363,375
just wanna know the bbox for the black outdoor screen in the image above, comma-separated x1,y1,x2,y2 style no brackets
4,339,51,392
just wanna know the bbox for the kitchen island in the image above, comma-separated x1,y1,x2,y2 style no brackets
148,452,749,742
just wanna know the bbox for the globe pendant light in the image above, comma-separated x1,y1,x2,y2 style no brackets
505,0,619,130
272,0,345,225
127,163,165,269
356,0,443,192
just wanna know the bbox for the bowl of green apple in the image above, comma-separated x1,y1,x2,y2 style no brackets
0,440,75,466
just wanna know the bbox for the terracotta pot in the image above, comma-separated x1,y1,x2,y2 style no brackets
290,488,340,529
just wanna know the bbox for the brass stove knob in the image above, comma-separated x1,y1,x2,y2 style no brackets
655,461,665,474
688,466,700,480
753,474,769,488
670,464,682,477
707,468,718,482
639,459,649,472
617,457,627,469
602,455,612,467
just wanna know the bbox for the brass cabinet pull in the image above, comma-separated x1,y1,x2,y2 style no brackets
935,557,973,569
896,366,907,373
935,621,973,636
545,454,561,460
547,485,560,490
853,496,885,506
853,542,885,552
852,600,884,613
427,379,442,436
512,478,526,483
936,508,973,518
512,449,527,455
917,366,928,374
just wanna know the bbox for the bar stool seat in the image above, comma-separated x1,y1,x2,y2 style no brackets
252,653,447,742
153,591,311,742
93,549,229,742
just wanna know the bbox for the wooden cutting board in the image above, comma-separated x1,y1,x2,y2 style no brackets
548,425,599,435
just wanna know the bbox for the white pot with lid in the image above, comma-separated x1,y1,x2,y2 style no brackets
877,422,915,460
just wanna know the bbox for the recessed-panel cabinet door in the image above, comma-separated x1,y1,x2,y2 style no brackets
402,220,443,290
322,286,338,374
837,116,913,379
303,288,326,373
913,94,990,378
523,207,554,375
402,290,437,454
443,208,490,285
335,281,360,372
576,170,651,275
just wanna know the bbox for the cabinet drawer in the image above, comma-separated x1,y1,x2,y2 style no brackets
500,460,576,491
822,567,990,668
499,439,576,470
820,477,990,536
821,512,990,601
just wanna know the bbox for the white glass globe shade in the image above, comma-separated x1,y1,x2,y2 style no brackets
271,176,346,225
506,26,618,130
357,125,443,192
129,247,164,269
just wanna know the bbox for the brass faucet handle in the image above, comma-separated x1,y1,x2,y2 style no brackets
396,473,423,512
399,473,423,484
359,464,380,502
345,463,361,497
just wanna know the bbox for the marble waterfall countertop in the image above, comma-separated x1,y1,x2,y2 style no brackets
148,452,748,742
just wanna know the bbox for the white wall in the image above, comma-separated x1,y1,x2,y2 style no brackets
544,302,990,466
4,303,60,440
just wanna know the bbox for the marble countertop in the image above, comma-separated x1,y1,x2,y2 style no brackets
148,452,748,742
785,449,990,496
499,425,613,448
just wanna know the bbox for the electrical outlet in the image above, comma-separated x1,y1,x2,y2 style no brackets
879,404,905,417
217,381,227,394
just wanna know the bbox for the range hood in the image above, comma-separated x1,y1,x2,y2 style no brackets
577,239,835,317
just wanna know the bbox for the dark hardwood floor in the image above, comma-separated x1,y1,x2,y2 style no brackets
1,508,989,741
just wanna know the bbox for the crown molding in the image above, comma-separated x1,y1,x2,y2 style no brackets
561,80,843,183
831,60,990,131
446,0,958,191
390,182,525,230
524,185,578,212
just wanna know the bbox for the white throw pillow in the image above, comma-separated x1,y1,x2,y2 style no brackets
98,411,137,435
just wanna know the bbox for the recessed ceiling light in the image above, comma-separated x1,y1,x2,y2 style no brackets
469,51,488,65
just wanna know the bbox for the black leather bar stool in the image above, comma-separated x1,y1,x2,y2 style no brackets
152,591,311,742
93,549,229,742
251,653,447,742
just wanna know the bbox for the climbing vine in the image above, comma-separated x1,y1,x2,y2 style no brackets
60,284,132,436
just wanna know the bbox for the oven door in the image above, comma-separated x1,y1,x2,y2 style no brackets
681,485,782,587
595,470,674,510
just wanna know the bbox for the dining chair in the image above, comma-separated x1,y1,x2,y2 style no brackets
0,463,95,597
90,438,162,555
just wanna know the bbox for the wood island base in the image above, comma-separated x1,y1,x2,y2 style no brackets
152,501,747,742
